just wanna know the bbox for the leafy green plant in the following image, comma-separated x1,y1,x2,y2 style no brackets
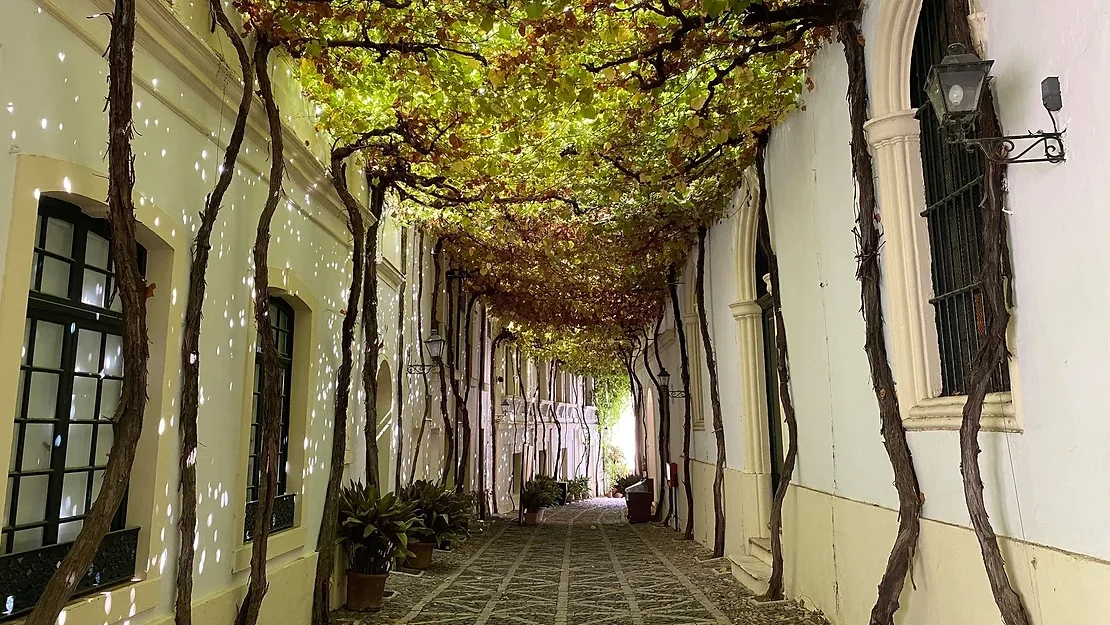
337,481,421,574
568,476,590,497
520,477,560,512
397,480,475,549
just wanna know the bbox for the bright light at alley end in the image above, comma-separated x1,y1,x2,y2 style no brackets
925,43,994,126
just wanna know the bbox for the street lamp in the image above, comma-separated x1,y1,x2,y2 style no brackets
424,328,446,361
658,367,686,398
924,43,1065,164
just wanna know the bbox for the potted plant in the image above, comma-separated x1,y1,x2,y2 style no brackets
338,481,420,611
520,476,559,525
568,476,589,501
397,480,474,569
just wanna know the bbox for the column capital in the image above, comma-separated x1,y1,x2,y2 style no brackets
864,109,921,148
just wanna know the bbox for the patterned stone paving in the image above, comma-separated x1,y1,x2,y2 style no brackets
337,498,824,625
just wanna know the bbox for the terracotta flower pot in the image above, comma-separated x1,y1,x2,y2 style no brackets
523,508,544,526
345,570,389,612
404,541,435,570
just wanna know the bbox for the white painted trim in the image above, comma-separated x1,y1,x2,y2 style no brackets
32,0,362,247
865,0,1021,432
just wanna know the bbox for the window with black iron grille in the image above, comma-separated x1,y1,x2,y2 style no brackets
244,297,295,540
911,0,1010,396
4,197,143,555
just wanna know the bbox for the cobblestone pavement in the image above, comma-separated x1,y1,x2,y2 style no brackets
336,498,827,625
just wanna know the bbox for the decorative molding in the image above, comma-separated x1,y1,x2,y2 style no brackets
378,256,405,290
865,0,1021,433
34,0,359,247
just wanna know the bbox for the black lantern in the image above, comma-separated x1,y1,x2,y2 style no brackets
922,43,1065,164
924,44,994,127
424,328,446,360
658,368,671,388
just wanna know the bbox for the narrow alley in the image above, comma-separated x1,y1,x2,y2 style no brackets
336,499,824,625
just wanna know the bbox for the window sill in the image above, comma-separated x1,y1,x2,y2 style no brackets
904,392,1021,433
6,577,159,625
232,525,306,574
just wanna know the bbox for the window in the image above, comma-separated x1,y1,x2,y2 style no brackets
2,198,143,618
244,297,296,541
4,198,143,555
911,0,1010,396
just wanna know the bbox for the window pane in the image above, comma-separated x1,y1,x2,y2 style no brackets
38,256,71,298
14,371,26,420
57,520,82,544
32,321,64,369
86,232,110,269
75,329,103,374
90,470,105,502
66,424,93,468
44,218,74,256
103,334,123,377
14,475,48,525
60,472,88,518
11,527,44,553
26,372,60,421
100,379,122,421
22,319,30,365
81,269,107,308
94,426,113,466
19,422,54,471
71,377,97,421
8,431,17,473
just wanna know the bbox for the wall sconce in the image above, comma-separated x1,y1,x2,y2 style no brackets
924,43,1065,164
658,368,687,399
408,329,446,375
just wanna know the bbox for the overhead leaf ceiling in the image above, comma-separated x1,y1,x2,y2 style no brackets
236,0,830,372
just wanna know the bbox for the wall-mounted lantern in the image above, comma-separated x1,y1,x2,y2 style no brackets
658,367,687,399
407,329,446,375
924,43,1065,164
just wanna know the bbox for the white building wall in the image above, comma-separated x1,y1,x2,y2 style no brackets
650,1,1110,623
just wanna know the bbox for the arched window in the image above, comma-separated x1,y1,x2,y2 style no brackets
244,297,296,541
911,0,1010,396
4,197,144,555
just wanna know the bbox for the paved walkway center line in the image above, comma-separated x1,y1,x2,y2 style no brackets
598,519,645,625
474,524,542,625
554,505,592,625
394,521,512,624
629,523,733,625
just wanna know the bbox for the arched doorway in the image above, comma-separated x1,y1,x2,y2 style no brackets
374,361,393,491
729,170,781,544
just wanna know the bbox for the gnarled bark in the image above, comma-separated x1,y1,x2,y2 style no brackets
650,313,673,525
236,36,286,625
361,177,385,489
433,240,454,485
393,227,408,493
408,231,431,485
941,2,1032,622
667,263,696,540
839,12,924,625
455,293,477,491
25,2,150,622
310,148,367,625
753,135,800,601
695,227,727,558
175,4,253,623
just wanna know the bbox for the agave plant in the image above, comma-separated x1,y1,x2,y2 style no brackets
337,480,422,574
520,476,560,512
397,480,475,548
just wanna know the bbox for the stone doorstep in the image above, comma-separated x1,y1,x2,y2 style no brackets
749,536,773,566
729,553,771,596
